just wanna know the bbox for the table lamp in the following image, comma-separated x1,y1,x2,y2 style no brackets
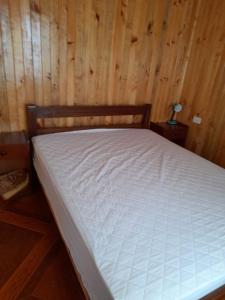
168,103,182,125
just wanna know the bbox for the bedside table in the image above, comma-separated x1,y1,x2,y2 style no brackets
150,122,188,147
0,131,30,174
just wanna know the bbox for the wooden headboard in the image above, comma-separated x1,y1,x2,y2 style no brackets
26,104,151,138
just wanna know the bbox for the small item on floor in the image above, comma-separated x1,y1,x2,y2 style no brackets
0,169,29,200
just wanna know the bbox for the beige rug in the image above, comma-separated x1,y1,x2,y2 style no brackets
0,169,29,200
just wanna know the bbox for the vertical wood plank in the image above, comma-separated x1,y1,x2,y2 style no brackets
50,0,59,106
58,0,67,126
66,0,76,126
39,0,52,127
9,0,26,130
0,19,10,131
30,0,43,106
0,0,19,130
20,0,35,105
40,0,51,107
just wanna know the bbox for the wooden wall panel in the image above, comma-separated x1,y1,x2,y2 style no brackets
0,0,224,167
177,0,225,167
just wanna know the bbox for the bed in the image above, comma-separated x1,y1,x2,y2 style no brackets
27,104,225,300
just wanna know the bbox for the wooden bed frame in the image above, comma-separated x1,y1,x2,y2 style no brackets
26,103,225,300
26,103,152,299
26,104,151,138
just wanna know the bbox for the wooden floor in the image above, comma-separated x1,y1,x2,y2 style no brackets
0,188,85,300
1,188,225,300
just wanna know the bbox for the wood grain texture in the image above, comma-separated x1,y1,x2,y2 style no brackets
0,0,224,167
0,188,85,300
177,0,225,168
0,230,58,300
26,104,151,137
0,210,50,234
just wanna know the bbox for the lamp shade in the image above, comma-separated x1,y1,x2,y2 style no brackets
168,103,183,125
173,103,182,113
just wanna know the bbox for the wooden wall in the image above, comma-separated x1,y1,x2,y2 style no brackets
177,1,225,168
0,0,224,167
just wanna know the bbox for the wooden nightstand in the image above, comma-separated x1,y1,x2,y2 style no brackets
150,122,188,147
0,131,30,174
0,132,31,200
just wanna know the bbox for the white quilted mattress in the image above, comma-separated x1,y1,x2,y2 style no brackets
33,129,225,300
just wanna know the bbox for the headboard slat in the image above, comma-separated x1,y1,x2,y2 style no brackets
33,105,148,118
26,104,151,138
